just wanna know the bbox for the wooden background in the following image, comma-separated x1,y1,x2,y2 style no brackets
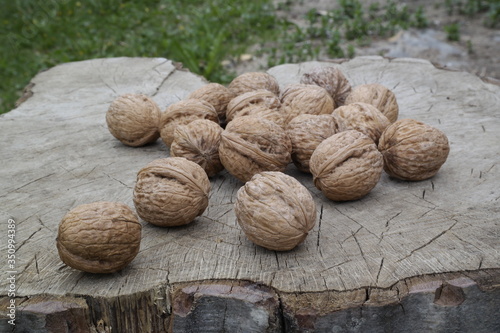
0,56,499,332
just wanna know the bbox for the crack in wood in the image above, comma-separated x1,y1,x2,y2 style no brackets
319,260,352,274
351,231,372,279
100,78,117,95
16,227,42,253
335,207,379,240
69,273,87,294
478,257,484,270
117,275,130,296
36,215,52,232
7,173,55,194
35,253,40,274
152,61,177,97
412,190,436,208
397,220,458,263
276,293,287,333
419,206,437,218
103,172,132,189
375,258,385,285
341,226,363,244
451,232,484,254
23,255,39,275
316,204,323,248
198,215,240,231
385,211,402,228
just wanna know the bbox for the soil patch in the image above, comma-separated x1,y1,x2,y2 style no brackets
237,0,499,81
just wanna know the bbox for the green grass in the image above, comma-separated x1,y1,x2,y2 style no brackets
1,0,496,114
444,23,461,41
264,0,430,67
0,0,280,113
444,0,500,27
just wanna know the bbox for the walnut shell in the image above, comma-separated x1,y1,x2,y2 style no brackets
235,171,316,251
286,114,338,173
187,83,236,124
300,66,351,106
226,89,284,126
159,99,218,147
171,119,224,177
56,201,142,273
332,102,390,144
228,72,280,96
133,157,210,226
378,119,450,181
106,94,161,147
219,116,292,183
345,83,399,123
310,130,383,201
280,84,335,124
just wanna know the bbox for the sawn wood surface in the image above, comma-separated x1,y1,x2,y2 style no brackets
0,56,498,303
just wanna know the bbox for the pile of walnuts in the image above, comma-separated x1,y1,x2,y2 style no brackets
57,65,450,273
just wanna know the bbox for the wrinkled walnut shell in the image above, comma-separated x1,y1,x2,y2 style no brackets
133,157,210,226
228,72,280,96
160,99,218,147
106,94,161,147
301,66,351,106
219,117,292,182
310,130,383,201
226,89,283,126
56,201,142,273
187,83,236,124
280,84,335,124
345,83,399,123
286,114,338,173
171,119,224,177
378,119,450,181
332,102,390,144
235,171,316,251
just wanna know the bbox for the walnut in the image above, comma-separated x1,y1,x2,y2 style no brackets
219,116,292,182
332,102,390,144
378,119,450,181
286,114,338,173
159,99,218,147
226,89,284,126
56,201,142,273
187,83,236,125
228,72,280,96
235,171,316,251
310,130,383,201
280,84,335,124
171,119,224,177
133,157,210,226
106,93,161,147
345,83,399,123
300,66,351,106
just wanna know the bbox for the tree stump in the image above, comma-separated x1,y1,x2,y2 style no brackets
1,56,499,332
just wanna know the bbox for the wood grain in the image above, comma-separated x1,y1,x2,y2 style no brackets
0,56,499,331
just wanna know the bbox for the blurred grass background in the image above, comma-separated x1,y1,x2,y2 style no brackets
1,0,280,113
1,0,498,114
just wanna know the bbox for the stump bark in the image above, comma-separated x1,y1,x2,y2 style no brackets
0,56,499,332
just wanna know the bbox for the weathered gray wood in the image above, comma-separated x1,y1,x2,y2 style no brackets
0,295,91,333
170,281,282,332
0,56,499,332
281,270,500,332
